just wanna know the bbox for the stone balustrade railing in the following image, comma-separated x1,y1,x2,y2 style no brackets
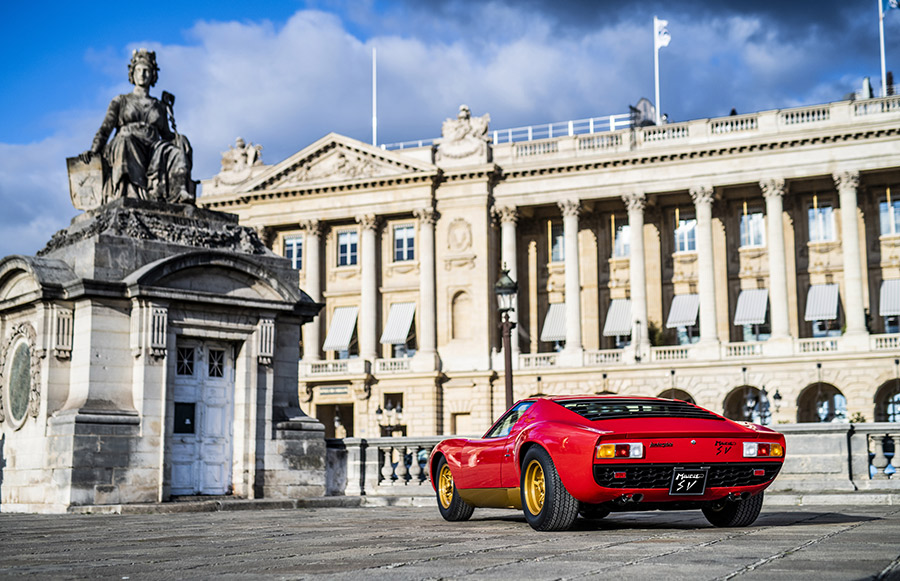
303,334,900,377
383,96,900,156
326,425,900,499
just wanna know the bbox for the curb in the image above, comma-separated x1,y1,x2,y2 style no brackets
64,491,900,515
67,496,363,515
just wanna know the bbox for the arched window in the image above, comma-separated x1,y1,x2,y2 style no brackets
797,383,847,423
451,291,472,340
723,386,772,424
875,379,900,422
657,389,695,404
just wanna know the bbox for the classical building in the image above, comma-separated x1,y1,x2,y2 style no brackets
199,97,900,440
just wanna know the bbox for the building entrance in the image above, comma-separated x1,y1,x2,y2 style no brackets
170,340,235,495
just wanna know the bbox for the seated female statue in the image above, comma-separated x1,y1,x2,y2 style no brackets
81,49,194,204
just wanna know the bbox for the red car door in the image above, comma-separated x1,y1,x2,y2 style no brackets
453,402,533,490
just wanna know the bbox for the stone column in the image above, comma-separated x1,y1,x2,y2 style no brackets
760,179,791,341
833,171,868,338
412,207,438,365
300,220,322,361
624,193,650,359
690,185,719,345
495,206,520,358
559,199,583,354
357,214,379,361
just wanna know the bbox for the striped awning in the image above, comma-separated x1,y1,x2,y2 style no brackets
323,306,359,351
540,303,567,342
804,284,840,321
380,302,416,344
602,299,632,337
881,279,900,317
666,294,700,329
734,289,769,326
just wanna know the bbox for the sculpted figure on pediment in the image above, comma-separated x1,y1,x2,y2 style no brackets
221,137,263,173
285,149,391,186
435,105,491,165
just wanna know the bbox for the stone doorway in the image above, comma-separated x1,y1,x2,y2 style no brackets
169,339,235,496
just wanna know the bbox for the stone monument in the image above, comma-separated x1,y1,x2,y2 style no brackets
0,50,325,512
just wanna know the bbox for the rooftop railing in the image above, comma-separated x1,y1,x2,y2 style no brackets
379,96,900,157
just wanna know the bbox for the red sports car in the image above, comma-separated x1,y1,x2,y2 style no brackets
429,395,785,531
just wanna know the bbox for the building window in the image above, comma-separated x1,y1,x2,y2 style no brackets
880,187,900,236
739,202,765,248
674,208,696,253
176,346,194,376
808,195,835,242
208,349,225,378
337,230,358,266
549,221,564,262
676,325,699,345
886,315,900,334
393,224,415,262
811,319,841,338
612,215,630,258
283,236,302,270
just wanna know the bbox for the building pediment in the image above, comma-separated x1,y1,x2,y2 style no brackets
244,133,436,193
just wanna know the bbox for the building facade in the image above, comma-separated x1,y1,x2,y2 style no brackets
199,97,900,439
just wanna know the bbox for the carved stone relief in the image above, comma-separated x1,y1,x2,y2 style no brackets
0,322,42,427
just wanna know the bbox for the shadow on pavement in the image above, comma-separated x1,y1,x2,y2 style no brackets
464,508,879,532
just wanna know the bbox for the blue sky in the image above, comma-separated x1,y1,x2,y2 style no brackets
1,0,898,258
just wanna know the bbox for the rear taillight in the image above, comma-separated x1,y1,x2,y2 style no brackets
596,442,644,459
743,442,784,458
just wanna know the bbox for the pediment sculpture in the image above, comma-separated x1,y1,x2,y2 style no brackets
67,49,195,211
435,105,491,165
282,148,392,186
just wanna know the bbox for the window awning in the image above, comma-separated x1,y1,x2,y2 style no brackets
733,289,769,326
540,303,566,342
323,306,359,351
602,299,632,337
380,302,416,344
804,284,840,321
666,294,700,329
881,279,900,317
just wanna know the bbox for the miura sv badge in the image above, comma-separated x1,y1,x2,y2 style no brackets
670,467,709,495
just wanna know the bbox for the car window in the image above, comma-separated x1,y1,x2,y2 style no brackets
484,402,533,438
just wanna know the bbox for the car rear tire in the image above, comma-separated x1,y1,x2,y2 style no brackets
521,447,579,531
435,456,474,522
702,491,765,527
578,503,611,521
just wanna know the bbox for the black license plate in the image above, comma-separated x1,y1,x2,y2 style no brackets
669,467,709,495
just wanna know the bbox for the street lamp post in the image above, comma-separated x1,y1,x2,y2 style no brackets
495,268,518,410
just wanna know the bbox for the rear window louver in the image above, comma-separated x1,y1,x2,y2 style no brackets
557,398,725,422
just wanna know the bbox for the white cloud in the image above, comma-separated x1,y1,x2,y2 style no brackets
0,6,871,258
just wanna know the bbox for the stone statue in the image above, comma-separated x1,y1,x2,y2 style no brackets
77,49,194,206
220,137,263,173
435,104,491,164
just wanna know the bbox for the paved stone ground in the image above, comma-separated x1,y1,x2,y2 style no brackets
1,503,899,580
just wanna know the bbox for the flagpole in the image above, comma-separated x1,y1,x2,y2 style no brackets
654,16,662,124
881,0,888,97
372,47,378,146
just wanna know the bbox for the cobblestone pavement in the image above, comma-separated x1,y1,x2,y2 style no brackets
1,504,899,580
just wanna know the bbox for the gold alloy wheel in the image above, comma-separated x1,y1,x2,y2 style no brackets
523,458,546,515
438,464,454,509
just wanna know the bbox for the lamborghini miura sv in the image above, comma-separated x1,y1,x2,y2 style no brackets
429,396,785,531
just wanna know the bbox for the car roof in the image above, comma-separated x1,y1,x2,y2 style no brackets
528,395,679,403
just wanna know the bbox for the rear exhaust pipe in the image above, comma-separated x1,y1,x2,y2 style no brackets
613,493,644,506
